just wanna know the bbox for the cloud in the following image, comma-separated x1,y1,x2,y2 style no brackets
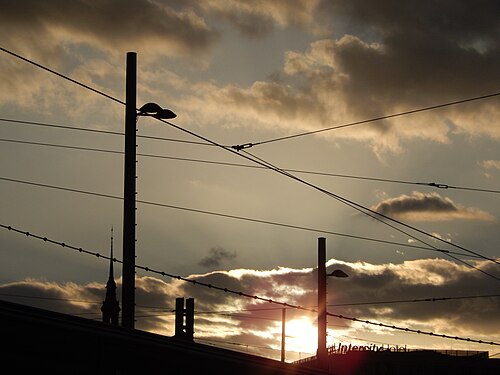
3,0,500,158
180,1,500,157
201,0,325,37
0,0,219,58
2,256,499,357
480,160,500,170
370,191,495,222
199,247,237,268
0,0,221,126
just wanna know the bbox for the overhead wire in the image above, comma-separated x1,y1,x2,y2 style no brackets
0,117,215,146
2,125,500,278
2,223,499,347
238,148,500,281
0,47,125,105
329,294,500,308
234,91,500,148
2,135,500,195
2,47,498,268
0,175,482,259
245,147,500,279
147,116,500,274
1,127,498,275
2,47,500,329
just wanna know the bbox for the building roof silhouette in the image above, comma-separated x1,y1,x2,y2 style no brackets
1,299,323,374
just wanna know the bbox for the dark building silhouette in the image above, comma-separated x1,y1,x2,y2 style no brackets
1,300,322,374
100,228,120,325
295,345,499,374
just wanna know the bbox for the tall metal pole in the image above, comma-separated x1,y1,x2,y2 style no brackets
317,237,327,368
122,51,137,329
281,308,286,362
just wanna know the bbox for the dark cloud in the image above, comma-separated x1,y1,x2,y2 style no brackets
199,247,237,268
0,0,219,57
202,0,323,37
318,0,500,109
370,191,495,221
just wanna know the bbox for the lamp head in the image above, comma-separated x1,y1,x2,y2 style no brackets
138,102,176,119
328,269,349,278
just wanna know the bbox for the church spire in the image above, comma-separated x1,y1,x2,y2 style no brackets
101,226,120,325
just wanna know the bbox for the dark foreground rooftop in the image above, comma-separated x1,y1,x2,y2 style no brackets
0,299,322,375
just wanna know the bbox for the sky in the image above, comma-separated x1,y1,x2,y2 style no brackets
1,0,500,362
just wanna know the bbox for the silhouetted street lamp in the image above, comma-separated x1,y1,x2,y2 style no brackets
138,102,176,119
317,237,349,371
122,51,176,329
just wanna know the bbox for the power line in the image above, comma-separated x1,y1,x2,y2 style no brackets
0,118,214,146
325,310,499,346
0,292,100,305
2,223,499,347
329,294,500,308
3,47,498,252
2,135,500,195
239,149,500,281
233,91,500,148
0,175,480,258
0,118,123,136
0,47,124,105
2,48,498,283
0,292,173,312
144,115,500,274
3,125,499,280
3,49,498,264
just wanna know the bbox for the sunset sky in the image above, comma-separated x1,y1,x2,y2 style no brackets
1,0,499,361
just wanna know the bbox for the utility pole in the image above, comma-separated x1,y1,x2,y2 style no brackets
317,237,327,370
281,308,286,362
122,51,137,329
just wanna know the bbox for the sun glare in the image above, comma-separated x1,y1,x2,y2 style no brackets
285,316,317,355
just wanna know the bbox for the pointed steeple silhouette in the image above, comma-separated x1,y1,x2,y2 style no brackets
101,227,120,325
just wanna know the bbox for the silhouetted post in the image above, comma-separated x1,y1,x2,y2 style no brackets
317,237,327,369
185,297,194,340
122,51,137,329
175,297,195,341
175,297,184,337
281,308,286,362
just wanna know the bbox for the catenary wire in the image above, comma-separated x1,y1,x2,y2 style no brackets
239,149,500,281
234,91,500,148
2,135,500,195
0,118,214,146
2,48,498,280
249,148,500,265
146,115,500,271
2,47,499,199
0,175,481,259
2,47,498,262
2,126,499,278
0,292,174,311
3,47,500,345
1,223,499,347
329,294,500,307
1,173,496,282
3,46,499,245
0,47,125,105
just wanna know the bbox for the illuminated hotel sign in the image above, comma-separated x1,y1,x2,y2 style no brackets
329,343,408,354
